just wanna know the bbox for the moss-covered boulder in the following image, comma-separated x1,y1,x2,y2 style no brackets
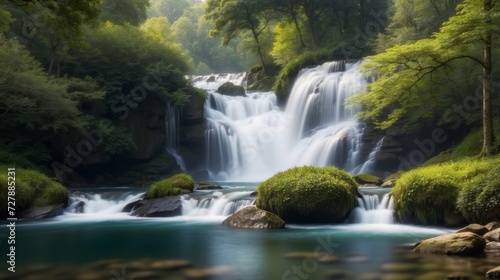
0,167,69,219
354,174,383,185
217,82,245,97
222,206,285,229
392,170,462,226
256,166,358,224
145,173,195,199
414,232,486,256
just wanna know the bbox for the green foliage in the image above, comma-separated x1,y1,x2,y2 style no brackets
256,166,358,223
392,156,500,225
148,0,190,24
457,169,500,224
451,130,483,159
100,0,150,26
0,167,69,218
273,48,333,98
145,173,195,199
102,125,137,155
392,169,461,225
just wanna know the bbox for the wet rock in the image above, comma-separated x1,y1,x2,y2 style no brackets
414,232,486,256
456,224,489,236
485,222,500,231
250,191,258,197
485,228,500,242
196,182,222,190
354,174,383,185
217,82,245,97
150,259,192,271
21,204,64,219
486,242,500,252
381,263,418,272
446,274,471,280
222,206,285,229
122,200,141,213
184,265,235,279
381,180,394,188
130,197,182,217
205,75,216,83
487,266,500,279
74,201,85,213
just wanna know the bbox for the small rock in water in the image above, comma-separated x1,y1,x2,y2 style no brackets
196,182,222,190
150,259,192,271
381,263,418,272
486,242,500,252
456,224,489,236
446,274,471,280
222,206,285,229
184,265,235,279
487,266,500,279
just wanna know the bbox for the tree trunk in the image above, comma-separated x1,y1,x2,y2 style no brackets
480,0,494,156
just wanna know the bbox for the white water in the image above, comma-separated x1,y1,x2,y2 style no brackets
165,102,187,172
197,61,380,181
64,188,393,224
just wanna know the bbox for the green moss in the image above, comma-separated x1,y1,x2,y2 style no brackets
0,167,69,218
256,166,358,224
457,166,500,224
392,156,500,225
451,130,483,159
145,173,195,199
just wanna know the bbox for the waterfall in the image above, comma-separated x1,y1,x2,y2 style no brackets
349,192,394,224
196,61,380,181
181,191,255,216
66,192,144,215
354,137,385,175
165,102,186,172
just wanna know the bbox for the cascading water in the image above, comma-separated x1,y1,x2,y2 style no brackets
197,61,379,181
165,102,187,172
349,192,394,224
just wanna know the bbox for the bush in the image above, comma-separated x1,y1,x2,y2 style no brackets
0,167,69,218
145,173,195,199
256,166,358,224
392,156,500,225
458,167,500,224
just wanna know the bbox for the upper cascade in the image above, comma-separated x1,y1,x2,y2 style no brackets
194,61,382,181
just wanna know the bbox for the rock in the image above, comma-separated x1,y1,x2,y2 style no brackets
182,88,205,125
130,197,182,217
149,259,192,271
486,242,500,252
354,174,383,185
205,75,216,83
222,206,285,229
184,265,235,279
456,224,489,236
486,222,500,231
487,266,500,279
250,191,258,197
217,82,245,97
21,204,64,219
381,180,394,188
414,232,486,256
129,271,161,280
196,182,222,190
122,200,141,213
485,228,500,242
74,201,85,213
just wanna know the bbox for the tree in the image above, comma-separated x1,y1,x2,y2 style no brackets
148,0,190,24
353,0,500,156
100,0,150,26
205,0,274,73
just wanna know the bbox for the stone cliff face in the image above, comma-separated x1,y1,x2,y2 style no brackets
58,87,210,186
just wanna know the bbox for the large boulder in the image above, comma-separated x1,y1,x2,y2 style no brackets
484,228,500,242
21,204,65,219
414,232,486,256
256,166,358,224
217,82,245,97
485,221,500,231
130,196,182,217
222,206,285,229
